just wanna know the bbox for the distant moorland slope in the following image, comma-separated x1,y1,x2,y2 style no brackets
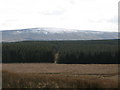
1,28,118,42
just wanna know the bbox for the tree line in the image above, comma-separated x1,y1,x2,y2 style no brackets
2,40,119,64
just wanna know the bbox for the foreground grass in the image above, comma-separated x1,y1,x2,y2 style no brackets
2,70,118,89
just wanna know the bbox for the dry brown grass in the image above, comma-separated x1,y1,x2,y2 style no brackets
2,70,118,88
2,64,118,75
2,64,119,89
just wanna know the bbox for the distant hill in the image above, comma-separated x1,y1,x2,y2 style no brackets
1,28,118,42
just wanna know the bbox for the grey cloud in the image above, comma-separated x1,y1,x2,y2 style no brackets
69,0,76,4
1,19,18,26
40,9,66,16
108,17,118,23
90,16,118,24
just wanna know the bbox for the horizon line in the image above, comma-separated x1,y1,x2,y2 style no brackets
0,27,118,32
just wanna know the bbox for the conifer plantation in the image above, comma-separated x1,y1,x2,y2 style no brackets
2,39,119,64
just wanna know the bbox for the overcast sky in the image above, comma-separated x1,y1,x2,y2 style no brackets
0,0,119,32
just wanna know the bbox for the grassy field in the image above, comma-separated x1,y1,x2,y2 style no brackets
2,63,119,88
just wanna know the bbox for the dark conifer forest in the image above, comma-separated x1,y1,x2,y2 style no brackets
2,39,119,64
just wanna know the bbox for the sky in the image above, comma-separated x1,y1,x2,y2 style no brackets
0,0,119,32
